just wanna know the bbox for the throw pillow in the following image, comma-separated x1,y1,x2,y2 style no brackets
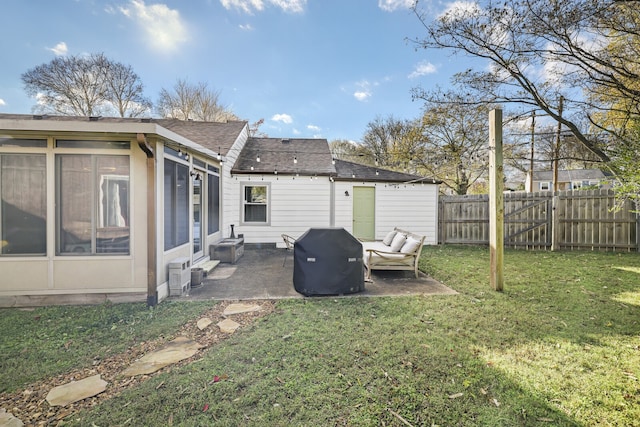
382,230,397,246
401,237,422,254
390,233,407,252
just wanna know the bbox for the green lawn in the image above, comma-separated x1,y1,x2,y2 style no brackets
0,300,214,393
3,246,639,426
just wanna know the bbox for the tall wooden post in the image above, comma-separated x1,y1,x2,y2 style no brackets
489,109,504,291
528,111,535,193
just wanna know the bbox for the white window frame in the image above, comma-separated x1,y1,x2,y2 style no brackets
241,182,270,225
539,181,550,191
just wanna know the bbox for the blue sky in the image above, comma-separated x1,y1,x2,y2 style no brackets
0,0,475,142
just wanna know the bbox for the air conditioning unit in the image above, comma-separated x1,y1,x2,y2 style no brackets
168,257,191,296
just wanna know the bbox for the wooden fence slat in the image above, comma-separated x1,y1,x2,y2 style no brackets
438,189,638,251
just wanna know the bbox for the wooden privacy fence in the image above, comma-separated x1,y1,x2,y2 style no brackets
438,190,639,251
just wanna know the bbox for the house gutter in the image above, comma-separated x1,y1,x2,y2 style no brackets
137,133,158,307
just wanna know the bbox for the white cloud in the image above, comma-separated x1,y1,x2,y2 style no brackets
220,0,306,14
48,42,68,56
119,0,188,53
438,1,481,19
378,0,415,12
354,91,370,101
272,113,293,124
408,61,437,78
270,0,306,13
353,80,374,102
239,23,254,31
307,124,320,132
0,99,6,106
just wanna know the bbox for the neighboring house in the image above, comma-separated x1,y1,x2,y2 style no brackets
0,114,439,307
526,169,614,192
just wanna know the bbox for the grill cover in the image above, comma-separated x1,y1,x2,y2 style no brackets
293,228,364,296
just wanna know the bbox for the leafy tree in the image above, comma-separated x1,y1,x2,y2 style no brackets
329,139,369,162
414,92,491,194
21,53,150,117
360,116,421,169
411,0,640,201
156,79,238,122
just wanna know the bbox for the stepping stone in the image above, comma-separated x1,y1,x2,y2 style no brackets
0,408,24,427
217,318,241,333
223,303,261,316
197,317,213,330
46,374,107,407
122,336,203,376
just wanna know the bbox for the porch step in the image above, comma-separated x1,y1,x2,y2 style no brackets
200,260,220,276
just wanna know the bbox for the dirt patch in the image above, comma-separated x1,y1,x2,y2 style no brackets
0,300,275,426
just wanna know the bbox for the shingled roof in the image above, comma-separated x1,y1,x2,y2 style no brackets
155,118,247,156
231,137,336,175
334,159,437,183
532,169,612,182
0,114,247,157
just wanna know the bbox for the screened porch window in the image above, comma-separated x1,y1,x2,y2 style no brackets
1,154,47,255
56,155,130,255
164,159,189,250
242,184,269,223
207,172,220,234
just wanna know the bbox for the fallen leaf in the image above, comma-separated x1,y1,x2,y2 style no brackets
448,392,464,399
203,404,209,412
492,398,500,407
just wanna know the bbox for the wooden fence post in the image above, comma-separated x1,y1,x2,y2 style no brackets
489,109,504,291
551,191,560,251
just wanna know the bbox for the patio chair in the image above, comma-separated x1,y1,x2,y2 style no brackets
281,234,296,267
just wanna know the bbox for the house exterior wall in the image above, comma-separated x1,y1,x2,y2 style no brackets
0,135,149,307
227,175,332,245
220,126,249,241
155,140,226,302
333,181,439,244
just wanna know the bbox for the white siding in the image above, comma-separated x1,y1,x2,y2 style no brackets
230,175,332,245
334,181,439,244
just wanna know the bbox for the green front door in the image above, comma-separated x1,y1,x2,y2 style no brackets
353,187,375,240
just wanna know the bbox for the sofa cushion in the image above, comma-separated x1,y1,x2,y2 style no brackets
400,236,422,254
382,230,397,246
389,233,407,252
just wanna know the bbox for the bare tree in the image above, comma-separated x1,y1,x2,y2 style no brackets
156,79,238,122
411,0,640,162
411,0,640,202
21,53,150,117
104,61,152,117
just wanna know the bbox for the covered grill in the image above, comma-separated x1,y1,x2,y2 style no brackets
293,228,364,296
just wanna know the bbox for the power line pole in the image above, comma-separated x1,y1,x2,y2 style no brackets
553,96,564,192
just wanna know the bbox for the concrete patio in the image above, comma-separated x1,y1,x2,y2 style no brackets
182,245,457,301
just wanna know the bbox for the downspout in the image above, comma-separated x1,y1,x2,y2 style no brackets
137,133,157,307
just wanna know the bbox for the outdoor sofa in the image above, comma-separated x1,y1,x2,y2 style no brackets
361,227,425,281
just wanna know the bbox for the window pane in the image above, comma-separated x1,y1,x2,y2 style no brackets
96,156,129,254
58,155,92,254
163,160,189,250
0,138,47,148
243,185,267,223
245,204,267,222
176,164,189,246
56,140,129,149
207,174,219,234
164,161,176,250
1,155,46,255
